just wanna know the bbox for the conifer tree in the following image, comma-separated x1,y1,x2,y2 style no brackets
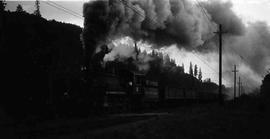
34,0,41,17
16,4,24,13
0,0,6,12
189,62,193,76
194,64,198,78
198,68,202,81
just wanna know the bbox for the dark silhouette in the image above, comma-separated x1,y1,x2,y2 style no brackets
261,73,270,97
0,10,82,118
0,9,224,119
194,64,198,78
198,68,202,82
16,4,24,13
189,62,193,76
0,0,5,12
34,0,41,17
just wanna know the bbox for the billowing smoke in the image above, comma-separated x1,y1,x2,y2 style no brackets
202,0,245,35
82,0,217,55
103,37,136,62
82,0,270,92
104,37,153,71
228,22,270,75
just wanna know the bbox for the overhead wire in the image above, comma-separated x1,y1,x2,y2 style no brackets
194,0,263,90
42,0,258,89
42,0,83,20
119,0,223,80
46,0,83,17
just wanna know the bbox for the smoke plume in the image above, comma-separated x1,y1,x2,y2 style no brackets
202,0,245,35
82,0,270,92
104,37,153,71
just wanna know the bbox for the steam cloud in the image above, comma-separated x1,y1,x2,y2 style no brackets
104,37,153,71
82,0,270,91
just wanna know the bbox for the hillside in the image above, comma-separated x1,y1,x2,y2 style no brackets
0,11,83,117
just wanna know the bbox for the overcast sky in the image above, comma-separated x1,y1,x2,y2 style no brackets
5,0,270,27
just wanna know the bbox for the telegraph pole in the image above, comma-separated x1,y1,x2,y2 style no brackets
238,76,241,97
215,24,225,105
232,65,238,100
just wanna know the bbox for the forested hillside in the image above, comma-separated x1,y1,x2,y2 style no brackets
0,11,83,116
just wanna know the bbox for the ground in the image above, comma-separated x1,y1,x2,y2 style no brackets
61,102,269,139
1,98,270,139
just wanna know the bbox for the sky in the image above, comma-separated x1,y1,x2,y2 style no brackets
5,0,270,27
5,0,270,88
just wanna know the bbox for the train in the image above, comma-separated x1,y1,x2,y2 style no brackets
3,48,220,119
81,63,219,113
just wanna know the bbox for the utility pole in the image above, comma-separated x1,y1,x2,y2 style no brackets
232,65,238,100
241,83,244,96
238,76,241,97
215,24,225,105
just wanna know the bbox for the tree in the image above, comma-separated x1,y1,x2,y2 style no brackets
16,4,24,13
0,0,6,12
189,62,193,76
198,68,202,81
194,64,198,78
261,73,270,97
33,0,41,17
182,63,185,73
164,54,170,64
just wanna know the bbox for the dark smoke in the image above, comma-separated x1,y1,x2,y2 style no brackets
202,0,245,35
82,0,247,53
227,22,270,76
82,0,218,53
82,0,111,65
82,0,270,91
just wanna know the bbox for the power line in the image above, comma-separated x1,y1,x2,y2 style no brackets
120,0,231,87
194,0,216,27
222,37,266,79
119,0,159,27
46,0,83,17
42,1,83,20
190,51,230,84
194,1,262,93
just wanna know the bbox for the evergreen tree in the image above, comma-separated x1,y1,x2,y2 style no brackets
16,4,24,13
194,64,198,78
189,62,193,76
182,63,185,73
0,0,6,12
198,68,202,81
34,0,41,17
151,50,156,57
164,54,170,64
